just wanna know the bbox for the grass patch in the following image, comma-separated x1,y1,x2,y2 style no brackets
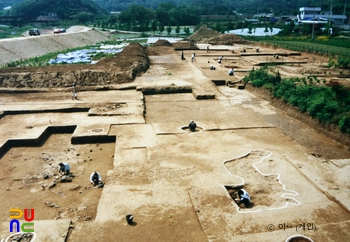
244,36,350,57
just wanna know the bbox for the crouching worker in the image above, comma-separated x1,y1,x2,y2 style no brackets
229,68,234,76
90,171,104,188
189,120,197,132
210,64,216,70
235,189,250,207
58,162,70,175
126,214,134,225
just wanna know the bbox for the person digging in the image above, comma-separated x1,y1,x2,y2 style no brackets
234,189,251,207
189,120,197,132
90,171,104,188
58,162,73,182
58,162,70,175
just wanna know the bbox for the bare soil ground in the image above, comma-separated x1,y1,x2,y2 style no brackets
0,29,350,242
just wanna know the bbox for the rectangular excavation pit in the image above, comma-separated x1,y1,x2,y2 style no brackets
141,86,192,95
0,126,77,159
224,185,255,209
225,185,244,200
71,135,116,144
0,133,115,224
212,80,226,86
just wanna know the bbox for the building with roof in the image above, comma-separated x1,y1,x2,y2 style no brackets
297,7,347,25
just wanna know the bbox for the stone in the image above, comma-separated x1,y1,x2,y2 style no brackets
48,180,57,189
69,184,80,191
43,173,51,179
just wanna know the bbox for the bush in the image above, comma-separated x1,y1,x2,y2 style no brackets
245,67,350,133
307,98,339,122
339,114,350,133
140,32,149,37
337,56,350,68
246,66,279,87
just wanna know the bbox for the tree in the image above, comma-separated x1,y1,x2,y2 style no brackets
156,3,173,26
264,25,269,35
226,21,233,31
175,24,180,34
151,21,157,34
248,25,253,35
159,23,165,34
184,26,190,35
10,0,106,20
328,81,349,108
167,25,172,35
289,20,295,33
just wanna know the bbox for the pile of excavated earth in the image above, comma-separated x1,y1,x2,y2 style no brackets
0,26,350,242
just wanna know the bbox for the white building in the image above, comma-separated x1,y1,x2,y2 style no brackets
297,7,347,25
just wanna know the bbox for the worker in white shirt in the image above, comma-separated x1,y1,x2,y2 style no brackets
235,189,250,206
90,171,102,186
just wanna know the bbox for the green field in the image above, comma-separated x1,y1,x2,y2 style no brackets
244,36,350,57
265,40,350,57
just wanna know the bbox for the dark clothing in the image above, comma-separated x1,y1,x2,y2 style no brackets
126,214,134,225
237,189,250,206
240,197,250,206
92,173,100,185
90,172,101,186
189,121,197,131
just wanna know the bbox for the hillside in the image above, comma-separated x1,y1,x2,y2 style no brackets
3,0,107,19
0,26,109,66
93,0,348,16
2,0,348,17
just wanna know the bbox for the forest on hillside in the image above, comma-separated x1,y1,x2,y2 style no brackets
1,0,348,17
1,0,107,20
0,0,22,8
85,0,348,16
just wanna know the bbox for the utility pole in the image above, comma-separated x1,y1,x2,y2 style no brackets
312,10,315,40
329,0,333,35
344,1,347,24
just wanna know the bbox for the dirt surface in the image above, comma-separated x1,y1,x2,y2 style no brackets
0,26,109,67
0,43,149,88
0,28,350,242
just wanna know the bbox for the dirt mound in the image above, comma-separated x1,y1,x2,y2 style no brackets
189,25,246,45
208,33,246,45
153,39,172,46
189,25,220,42
0,43,149,88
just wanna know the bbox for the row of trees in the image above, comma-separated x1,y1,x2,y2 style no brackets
4,0,107,20
90,0,348,17
2,0,348,22
118,3,200,27
243,66,350,134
